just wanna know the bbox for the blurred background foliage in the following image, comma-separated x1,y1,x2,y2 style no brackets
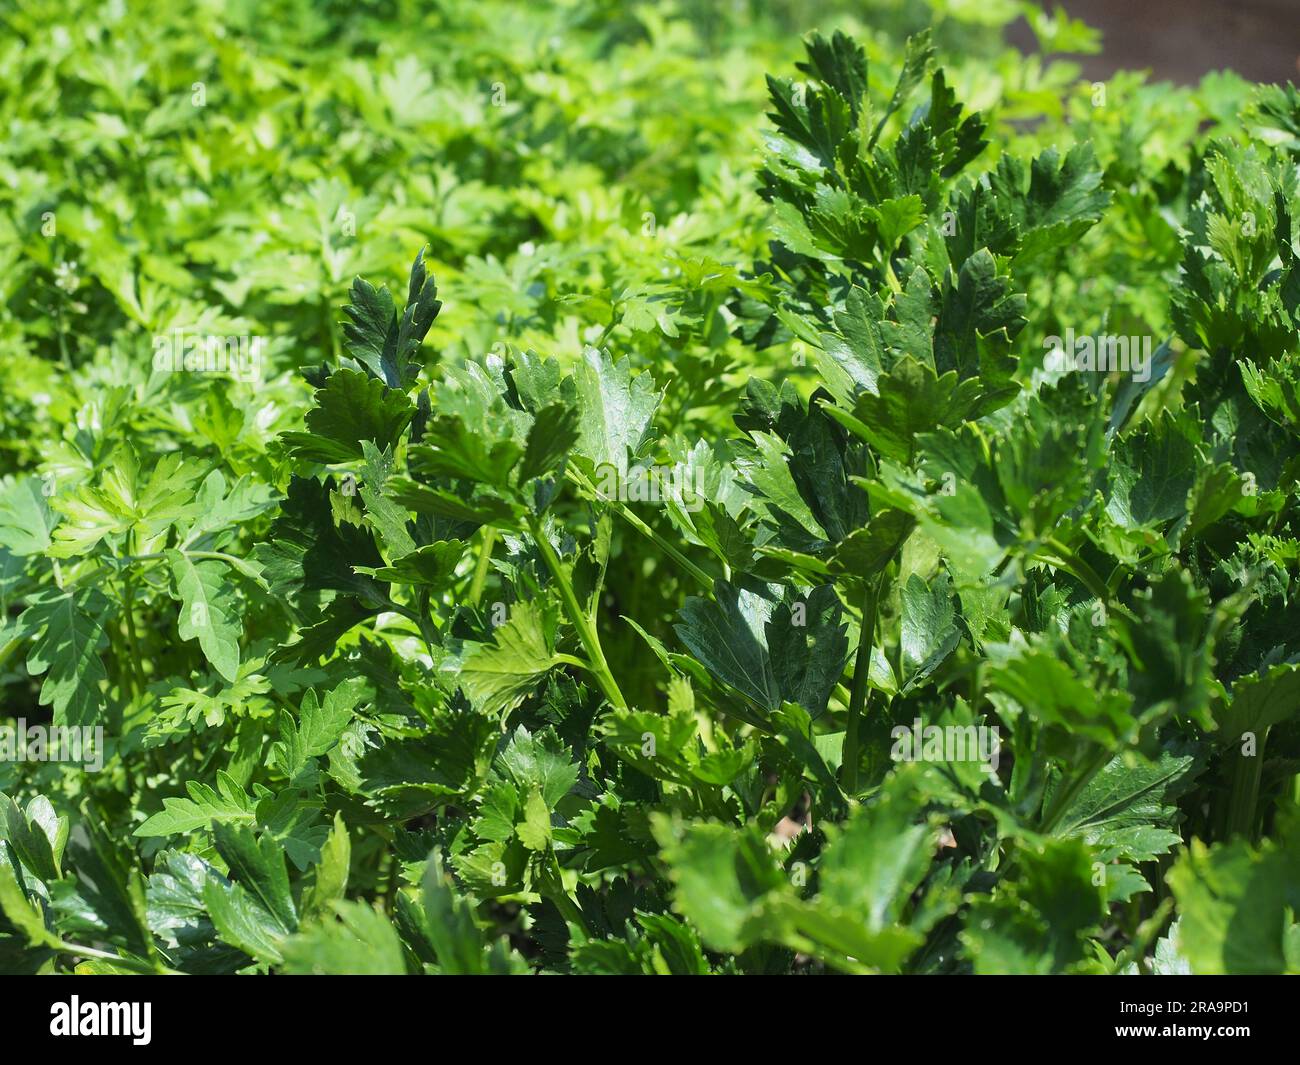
0,0,1271,479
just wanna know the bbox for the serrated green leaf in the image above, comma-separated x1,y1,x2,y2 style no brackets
167,549,242,682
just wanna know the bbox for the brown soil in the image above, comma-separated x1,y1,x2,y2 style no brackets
1006,0,1300,85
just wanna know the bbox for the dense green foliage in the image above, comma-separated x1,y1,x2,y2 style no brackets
3,0,1300,975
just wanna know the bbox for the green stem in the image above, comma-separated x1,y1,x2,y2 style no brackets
553,652,592,671
616,501,715,589
565,468,715,590
842,571,885,795
527,516,627,710
467,527,497,607
882,256,903,296
593,308,619,350
541,853,590,935
54,301,72,369
1040,538,1110,603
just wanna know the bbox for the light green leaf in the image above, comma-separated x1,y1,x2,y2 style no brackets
19,589,110,727
461,602,560,715
167,549,242,682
